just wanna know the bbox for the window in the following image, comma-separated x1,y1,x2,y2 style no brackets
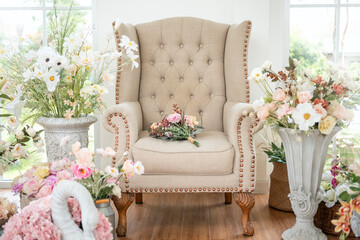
289,0,360,162
0,0,95,187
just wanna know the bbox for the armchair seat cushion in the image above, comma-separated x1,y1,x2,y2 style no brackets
133,131,234,175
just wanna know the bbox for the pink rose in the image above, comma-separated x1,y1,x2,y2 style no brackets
273,88,286,102
122,160,135,178
23,167,36,178
72,164,92,179
35,184,53,199
297,91,312,103
334,84,344,96
331,104,347,120
314,104,327,118
276,104,294,119
22,178,43,195
311,76,323,84
257,106,270,121
74,148,94,168
56,170,73,181
166,113,182,123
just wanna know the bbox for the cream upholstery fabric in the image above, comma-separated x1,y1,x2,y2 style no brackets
136,17,228,131
103,17,262,193
133,131,234,175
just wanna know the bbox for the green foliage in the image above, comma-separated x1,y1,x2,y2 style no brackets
264,142,286,164
289,33,328,75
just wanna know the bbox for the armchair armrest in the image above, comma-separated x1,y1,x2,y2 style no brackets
102,102,143,166
223,102,263,192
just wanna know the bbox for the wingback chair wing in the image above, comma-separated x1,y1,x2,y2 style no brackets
102,17,263,237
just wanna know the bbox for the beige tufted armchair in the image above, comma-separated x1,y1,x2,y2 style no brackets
102,17,263,237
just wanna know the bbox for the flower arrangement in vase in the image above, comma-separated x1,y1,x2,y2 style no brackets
148,104,204,147
0,198,17,230
0,1,139,161
251,58,359,240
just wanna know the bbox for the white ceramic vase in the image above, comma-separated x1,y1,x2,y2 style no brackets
37,116,97,161
277,127,340,240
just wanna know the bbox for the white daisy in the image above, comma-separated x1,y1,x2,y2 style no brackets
22,69,33,82
33,66,45,79
42,69,60,92
128,52,139,70
53,55,69,70
37,47,57,67
292,103,322,131
105,166,119,178
72,51,94,67
134,161,145,175
249,67,266,82
120,35,138,53
64,34,81,52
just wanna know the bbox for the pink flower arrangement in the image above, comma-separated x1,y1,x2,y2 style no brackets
12,159,74,199
250,58,359,133
166,113,182,123
0,196,112,240
72,164,93,179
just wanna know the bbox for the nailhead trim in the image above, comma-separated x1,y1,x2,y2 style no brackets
244,21,251,103
113,23,122,105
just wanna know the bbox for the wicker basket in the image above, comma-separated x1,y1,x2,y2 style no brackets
315,202,356,237
268,162,293,212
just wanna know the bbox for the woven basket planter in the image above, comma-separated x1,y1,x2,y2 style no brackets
315,202,356,237
268,162,293,212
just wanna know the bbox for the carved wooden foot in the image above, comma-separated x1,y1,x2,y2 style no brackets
225,192,232,204
234,192,255,236
112,193,134,237
135,193,143,204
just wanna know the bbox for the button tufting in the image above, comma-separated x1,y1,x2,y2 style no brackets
190,94,194,99
199,110,203,115
180,43,184,48
170,94,174,99
169,61,174,66
161,77,165,82
160,43,164,48
199,78,203,82
210,93,214,98
208,60,212,64
180,77,184,82
150,60,154,65
199,44,203,48
189,61,193,65
151,94,155,99
160,111,164,115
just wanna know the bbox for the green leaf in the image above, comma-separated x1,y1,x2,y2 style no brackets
0,93,11,100
339,191,351,202
0,114,12,117
350,186,360,192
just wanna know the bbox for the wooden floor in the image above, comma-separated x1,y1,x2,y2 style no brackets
0,189,355,240
120,193,354,240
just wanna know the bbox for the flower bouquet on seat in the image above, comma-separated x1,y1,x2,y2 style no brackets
148,104,204,147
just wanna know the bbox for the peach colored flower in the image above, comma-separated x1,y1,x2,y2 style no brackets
319,116,336,135
297,91,312,103
122,159,135,178
276,104,294,119
257,105,270,121
330,104,347,120
56,170,73,181
334,84,344,96
332,215,350,235
313,98,329,110
311,76,323,84
74,148,94,168
35,184,53,199
151,122,158,130
273,88,286,102
314,104,327,118
72,141,81,153
64,109,74,119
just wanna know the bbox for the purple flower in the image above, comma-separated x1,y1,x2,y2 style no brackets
12,182,24,194
44,175,58,189
331,178,338,189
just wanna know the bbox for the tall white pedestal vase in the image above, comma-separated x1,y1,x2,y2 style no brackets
277,127,340,240
37,116,97,161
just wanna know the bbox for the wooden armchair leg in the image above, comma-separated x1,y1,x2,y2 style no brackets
135,193,143,204
225,192,232,204
234,192,255,236
112,193,134,237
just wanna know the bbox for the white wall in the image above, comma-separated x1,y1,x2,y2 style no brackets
96,0,288,193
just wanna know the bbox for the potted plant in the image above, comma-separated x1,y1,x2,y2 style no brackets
250,58,359,240
0,1,139,161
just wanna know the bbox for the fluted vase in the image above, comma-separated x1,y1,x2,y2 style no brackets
276,127,340,240
37,116,97,161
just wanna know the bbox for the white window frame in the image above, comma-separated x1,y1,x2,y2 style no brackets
289,0,360,63
0,0,98,188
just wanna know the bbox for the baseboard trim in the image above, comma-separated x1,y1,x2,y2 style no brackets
254,180,269,194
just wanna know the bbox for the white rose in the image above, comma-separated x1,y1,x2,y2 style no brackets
26,127,36,137
253,97,265,110
261,60,272,69
293,59,299,66
324,188,337,208
16,130,24,139
322,171,332,182
112,185,122,198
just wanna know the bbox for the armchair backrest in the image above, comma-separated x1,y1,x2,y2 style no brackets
114,17,251,131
